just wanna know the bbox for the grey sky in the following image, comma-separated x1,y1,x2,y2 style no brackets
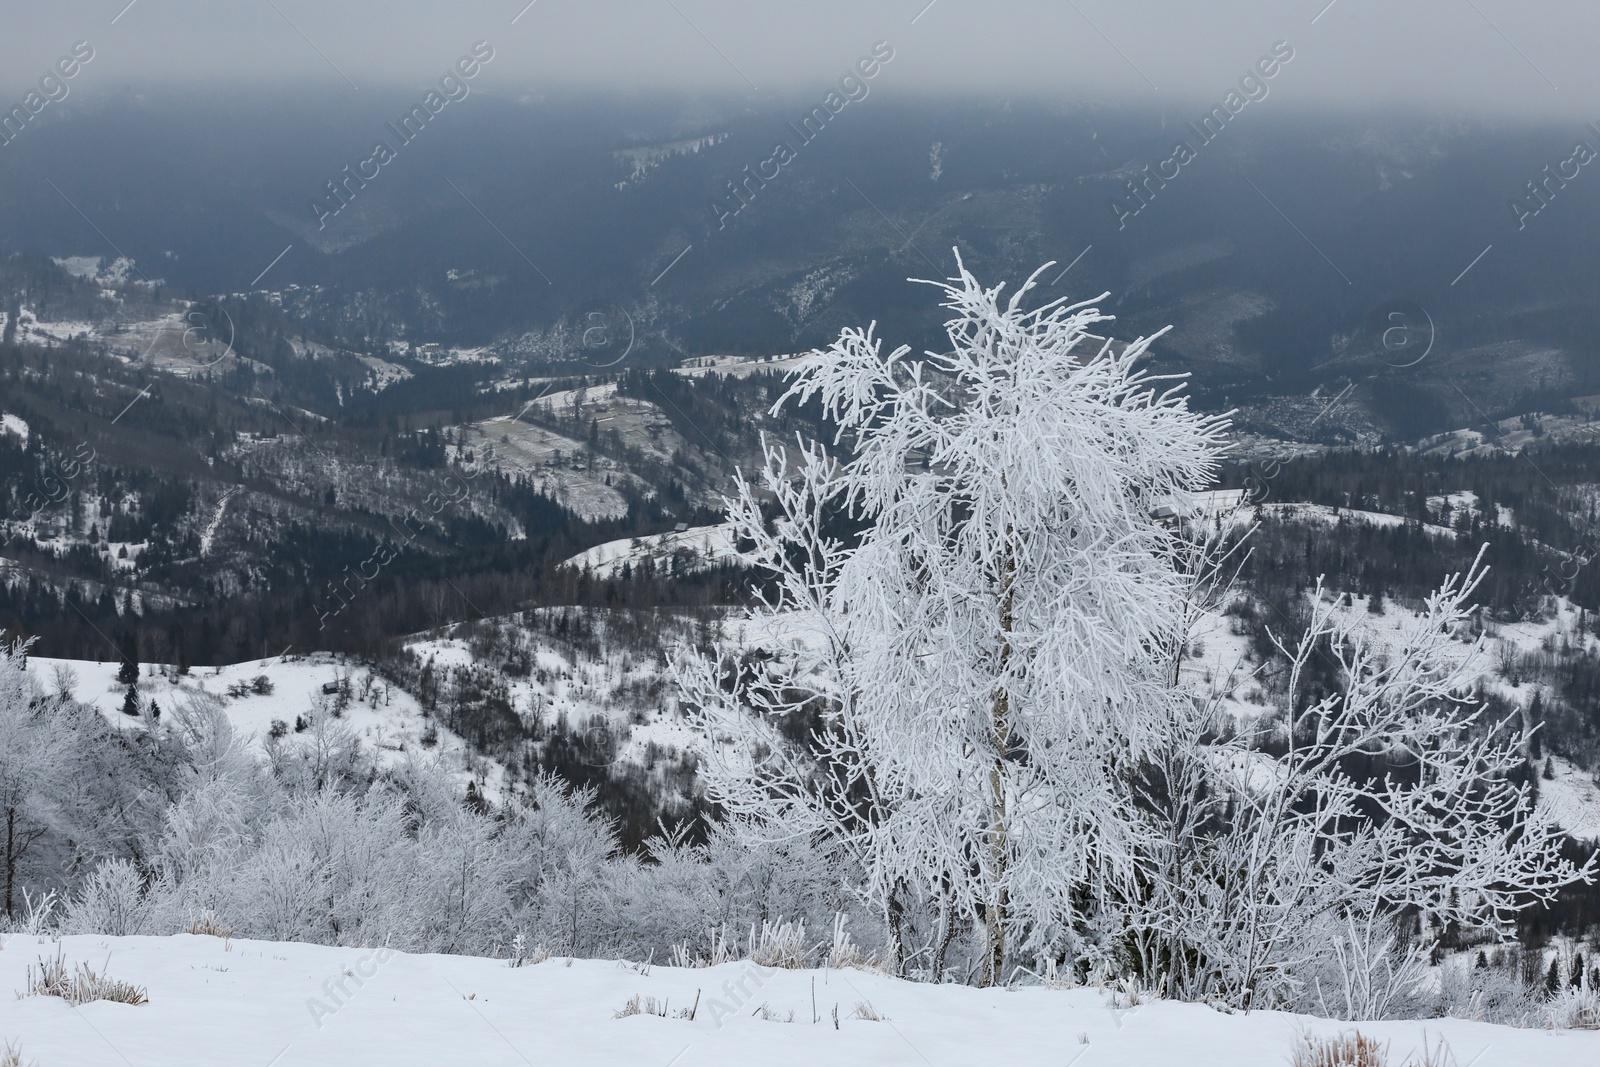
4,1,1596,120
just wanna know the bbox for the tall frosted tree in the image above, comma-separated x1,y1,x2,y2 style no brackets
1124,553,1594,1012
680,255,1228,984
0,640,97,918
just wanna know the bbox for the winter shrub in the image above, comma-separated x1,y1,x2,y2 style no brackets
50,739,872,969
1542,986,1600,1029
826,913,886,972
25,949,148,1006
1,1041,30,1067
671,925,739,968
746,918,810,969
61,860,151,937
185,911,234,939
8,891,58,938
1106,977,1150,1014
506,933,549,968
613,993,667,1018
1436,952,1543,1027
0,639,153,933
642,820,846,963
1296,915,1434,1021
1289,1029,1388,1067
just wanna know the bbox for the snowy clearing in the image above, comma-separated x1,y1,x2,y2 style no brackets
561,523,738,578
197,487,238,557
460,416,631,521
0,935,1594,1067
671,352,818,378
25,653,506,801
1539,757,1600,844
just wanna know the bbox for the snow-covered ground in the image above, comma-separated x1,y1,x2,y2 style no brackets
197,487,239,557
404,615,705,780
671,352,817,379
1425,490,1515,529
0,934,1594,1067
462,374,736,517
613,132,729,188
1190,488,1458,538
356,353,413,390
25,652,507,800
1540,756,1600,844
50,255,153,288
1419,412,1600,459
7,306,99,344
562,523,738,579
461,416,631,521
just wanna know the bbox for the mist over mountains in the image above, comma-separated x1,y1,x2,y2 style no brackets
2,90,1597,438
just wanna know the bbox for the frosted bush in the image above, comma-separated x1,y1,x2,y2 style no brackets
25,949,147,1006
1542,986,1600,1030
8,891,57,939
826,913,885,972
61,860,151,937
746,918,810,969
1296,915,1434,1021
1289,1029,1388,1067
1437,952,1542,1027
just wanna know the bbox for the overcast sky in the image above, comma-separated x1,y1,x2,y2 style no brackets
4,1,1595,120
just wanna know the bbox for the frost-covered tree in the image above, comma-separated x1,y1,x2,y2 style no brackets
0,640,177,923
0,640,110,918
1124,551,1595,1011
679,255,1228,984
502,774,624,957
0,641,56,918
49,663,78,703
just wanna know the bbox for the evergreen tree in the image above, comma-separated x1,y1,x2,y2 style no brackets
120,683,140,717
117,631,139,685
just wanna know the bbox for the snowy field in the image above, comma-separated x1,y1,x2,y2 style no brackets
562,523,738,579
460,415,632,521
671,352,818,378
1540,757,1600,844
403,617,708,783
1,934,1596,1067
25,653,507,800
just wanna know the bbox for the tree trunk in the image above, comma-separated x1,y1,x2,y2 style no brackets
5,807,14,920
981,533,1016,987
887,879,907,977
932,885,959,984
